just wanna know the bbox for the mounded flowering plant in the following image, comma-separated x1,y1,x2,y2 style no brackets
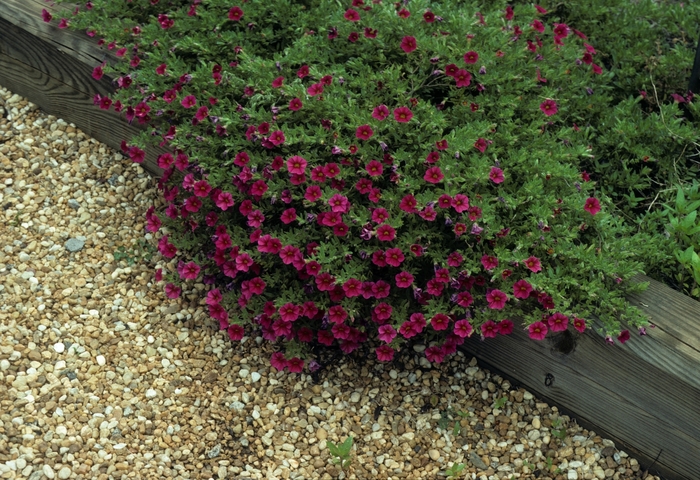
54,0,665,371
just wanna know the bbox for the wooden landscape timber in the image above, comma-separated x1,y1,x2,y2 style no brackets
0,0,169,179
2,2,700,480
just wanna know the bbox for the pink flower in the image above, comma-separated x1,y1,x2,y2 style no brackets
228,325,244,341
400,36,417,53
584,197,601,215
193,180,212,197
393,106,413,123
481,255,499,271
297,65,309,78
535,4,548,14
374,303,393,322
215,192,235,211
524,256,542,273
280,208,297,224
305,185,322,202
344,8,360,21
328,305,348,324
425,346,445,364
592,64,603,75
486,289,508,310
397,8,410,18
424,166,444,184
307,83,324,96
58,18,69,29
164,283,181,299
287,357,304,373
328,194,350,213
272,76,284,88
452,194,469,213
289,98,303,111
287,156,308,175
378,324,397,343
395,271,414,288
41,9,52,22
547,313,569,332
431,313,450,331
92,64,104,81
375,345,395,362
376,224,396,241
270,352,288,371
474,137,489,153
528,321,548,340
498,320,514,335
181,95,197,108
385,248,404,267
453,319,473,338
424,11,435,23
513,279,533,299
573,317,586,333
343,278,362,297
481,320,498,338
156,63,167,75
447,252,463,267
372,105,390,120
366,160,384,177
463,50,479,64
540,99,558,116
400,195,418,213
356,124,374,140
228,6,244,21
531,19,545,33
454,69,472,88
269,130,286,146
489,167,505,184
371,208,389,224
553,23,570,38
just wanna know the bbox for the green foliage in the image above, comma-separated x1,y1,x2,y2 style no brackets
326,436,353,471
444,462,466,479
50,0,700,370
662,181,700,297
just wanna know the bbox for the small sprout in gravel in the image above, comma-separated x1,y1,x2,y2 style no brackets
326,435,353,473
444,462,466,480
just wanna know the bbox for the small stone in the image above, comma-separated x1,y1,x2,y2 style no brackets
64,238,85,252
532,417,541,429
251,372,261,382
428,449,440,461
207,444,221,459
239,369,249,379
469,451,488,470
42,465,55,479
316,428,327,441
145,389,157,399
113,443,126,450
54,343,65,353
55,425,67,437
19,252,31,262
0,359,10,371
567,470,579,480
350,392,361,403
96,355,106,366
58,467,72,479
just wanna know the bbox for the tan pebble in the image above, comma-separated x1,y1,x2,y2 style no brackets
532,417,541,429
316,428,327,441
429,449,440,461
74,277,87,287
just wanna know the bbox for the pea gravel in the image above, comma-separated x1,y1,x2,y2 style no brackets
0,85,660,480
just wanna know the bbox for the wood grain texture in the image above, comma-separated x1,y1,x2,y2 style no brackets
0,0,118,67
461,274,700,480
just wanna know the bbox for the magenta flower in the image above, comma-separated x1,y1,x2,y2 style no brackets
528,321,548,340
385,248,404,267
400,194,418,213
365,160,384,177
228,6,244,21
423,11,435,23
371,208,389,224
41,9,52,22
447,252,464,267
395,271,414,288
453,319,473,338
181,95,197,108
297,65,309,78
400,36,417,53
424,166,444,184
356,124,374,140
463,50,479,64
328,194,350,213
376,224,396,242
573,317,586,333
452,194,469,212
425,346,445,364
287,155,308,175
344,8,360,21
531,19,545,33
289,98,303,111
269,130,286,146
540,99,558,116
374,303,393,322
156,63,167,75
397,8,410,18
584,197,601,215
481,255,499,271
489,167,505,184
228,325,244,341
481,320,498,338
513,279,533,299
486,289,508,310
272,76,284,88
547,313,569,332
524,256,542,273
307,83,324,96
375,345,395,362
58,18,69,29
372,105,390,120
498,320,514,335
280,208,297,224
454,69,472,88
92,64,104,81
164,283,181,299
343,278,362,297
474,138,489,153
193,180,212,197
305,185,322,202
195,106,209,121
270,352,288,371
553,23,570,38
431,314,450,331
378,324,397,343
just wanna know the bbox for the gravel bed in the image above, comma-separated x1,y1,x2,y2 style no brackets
0,85,658,480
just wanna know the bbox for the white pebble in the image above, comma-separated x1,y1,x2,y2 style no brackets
55,360,66,370
145,389,157,399
147,335,155,343
250,372,261,382
161,359,170,368
43,465,55,479
58,466,72,479
53,343,65,353
55,425,67,437
567,470,579,480
239,369,249,379
0,360,9,371
113,443,126,450
96,355,106,366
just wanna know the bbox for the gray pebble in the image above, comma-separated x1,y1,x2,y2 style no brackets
469,451,488,470
207,443,221,458
65,238,85,252
67,199,81,210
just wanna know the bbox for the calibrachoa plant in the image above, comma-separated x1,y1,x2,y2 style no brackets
53,0,662,371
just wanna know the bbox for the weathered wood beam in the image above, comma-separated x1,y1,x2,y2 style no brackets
461,274,700,480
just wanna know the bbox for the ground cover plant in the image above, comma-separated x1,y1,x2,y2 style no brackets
49,0,699,371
